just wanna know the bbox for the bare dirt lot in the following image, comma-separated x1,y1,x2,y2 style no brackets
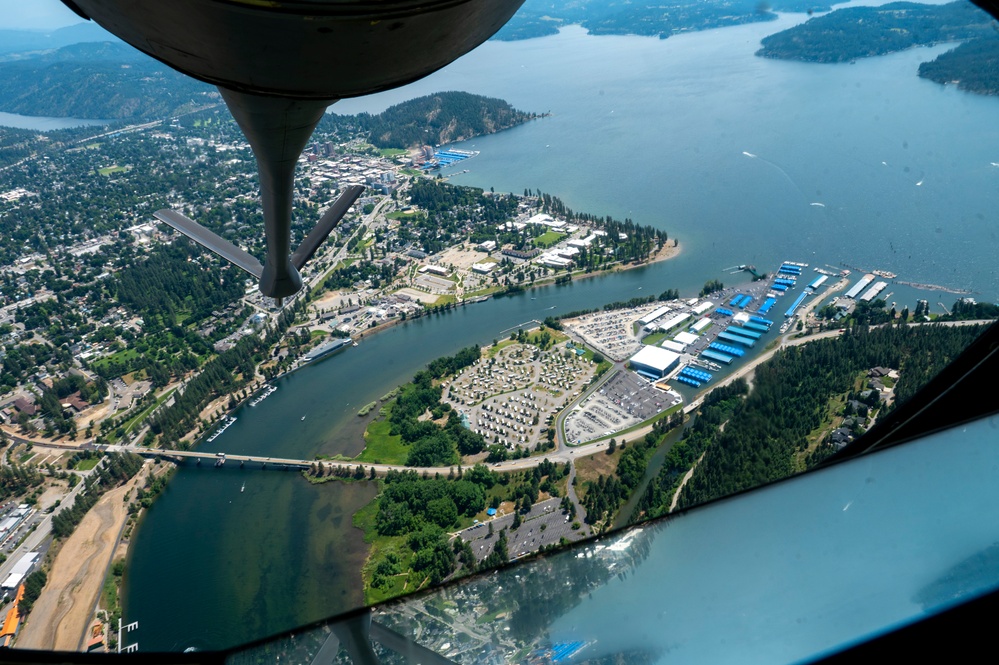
436,245,488,270
17,467,146,651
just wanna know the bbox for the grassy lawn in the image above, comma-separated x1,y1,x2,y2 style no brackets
91,348,140,373
486,339,518,357
97,165,129,176
641,331,669,346
75,457,101,471
526,328,569,346
379,148,408,158
386,210,418,220
357,414,410,465
400,167,424,176
533,231,566,248
465,285,504,299
433,294,457,307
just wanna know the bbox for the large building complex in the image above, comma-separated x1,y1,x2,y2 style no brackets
629,346,681,379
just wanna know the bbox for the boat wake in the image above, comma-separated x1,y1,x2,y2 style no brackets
742,151,757,158
810,202,826,207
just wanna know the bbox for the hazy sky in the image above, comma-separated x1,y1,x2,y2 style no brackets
0,0,84,30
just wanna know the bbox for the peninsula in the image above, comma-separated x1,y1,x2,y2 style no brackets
756,2,994,63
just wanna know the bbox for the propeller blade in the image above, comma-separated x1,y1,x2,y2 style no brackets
154,209,264,279
291,185,365,271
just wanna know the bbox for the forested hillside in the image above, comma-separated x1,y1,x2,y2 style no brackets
756,2,994,62
0,42,214,120
634,325,985,518
918,35,999,96
494,0,833,42
323,92,538,149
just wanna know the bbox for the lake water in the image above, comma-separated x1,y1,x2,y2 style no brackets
125,11,999,651
0,111,109,131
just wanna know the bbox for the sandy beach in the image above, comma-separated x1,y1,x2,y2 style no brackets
16,466,146,651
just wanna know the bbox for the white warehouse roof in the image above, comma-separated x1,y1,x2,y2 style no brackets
691,318,712,332
661,340,686,353
674,331,699,346
630,346,681,373
692,301,713,315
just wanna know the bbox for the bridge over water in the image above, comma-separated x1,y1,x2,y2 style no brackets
111,445,318,471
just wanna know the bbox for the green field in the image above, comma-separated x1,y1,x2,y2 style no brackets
386,210,419,220
75,457,101,471
533,231,566,248
91,348,140,373
97,165,129,176
432,294,457,307
379,148,408,158
356,416,409,465
641,331,669,346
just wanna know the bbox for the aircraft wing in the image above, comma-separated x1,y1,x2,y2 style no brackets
292,185,365,272
153,209,264,279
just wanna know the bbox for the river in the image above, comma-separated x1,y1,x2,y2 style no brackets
124,9,999,651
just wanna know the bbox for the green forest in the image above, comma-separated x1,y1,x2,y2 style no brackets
493,0,833,42
0,42,213,120
362,460,571,601
643,324,988,514
757,2,994,63
370,345,487,468
918,35,999,96
323,92,539,149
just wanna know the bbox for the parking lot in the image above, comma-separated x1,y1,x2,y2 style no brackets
456,498,586,562
564,370,681,444
563,305,664,361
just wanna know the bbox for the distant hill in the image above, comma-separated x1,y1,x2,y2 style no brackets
0,41,214,120
323,92,541,149
756,2,995,63
493,0,833,42
918,35,999,96
0,23,118,57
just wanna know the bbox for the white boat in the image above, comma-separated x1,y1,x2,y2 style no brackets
240,482,245,493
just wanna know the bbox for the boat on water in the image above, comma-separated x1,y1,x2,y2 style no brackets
240,482,245,493
302,336,352,364
301,415,306,421
249,384,277,407
206,416,237,443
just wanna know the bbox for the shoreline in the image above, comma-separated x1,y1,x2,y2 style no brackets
108,239,686,640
